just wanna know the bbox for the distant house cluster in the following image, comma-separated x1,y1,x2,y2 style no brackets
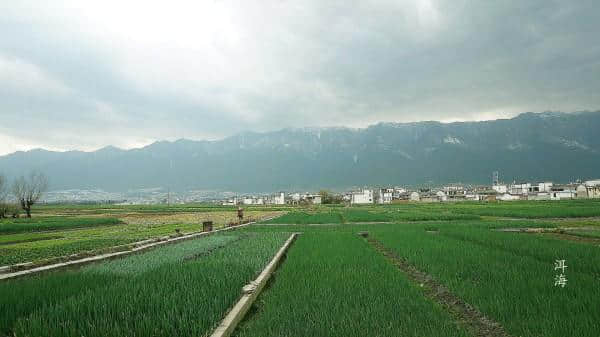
220,178,600,206
358,179,600,203
221,192,321,206
491,180,600,201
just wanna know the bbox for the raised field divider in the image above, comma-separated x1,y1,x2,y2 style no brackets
210,232,299,337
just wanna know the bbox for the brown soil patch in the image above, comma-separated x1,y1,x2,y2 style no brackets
367,237,513,337
496,227,600,245
120,211,284,226
544,232,600,245
494,227,549,233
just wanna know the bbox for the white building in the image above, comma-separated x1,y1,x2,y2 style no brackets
392,187,408,201
498,193,520,201
305,194,322,204
435,190,447,202
492,184,508,194
221,197,238,206
577,180,600,199
351,189,373,204
465,193,482,201
550,190,576,200
273,192,286,205
538,182,554,193
378,188,394,204
528,192,550,201
510,183,531,196
409,191,420,202
243,197,254,205
549,185,577,200
443,185,468,201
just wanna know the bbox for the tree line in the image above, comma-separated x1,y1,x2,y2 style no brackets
0,172,48,218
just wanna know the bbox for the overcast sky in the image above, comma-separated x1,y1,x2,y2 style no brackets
1,1,599,155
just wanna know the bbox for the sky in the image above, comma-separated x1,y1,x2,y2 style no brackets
1,0,599,155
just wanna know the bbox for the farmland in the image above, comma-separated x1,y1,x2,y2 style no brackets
235,232,470,337
0,217,122,234
0,205,285,266
0,232,289,337
1,199,600,336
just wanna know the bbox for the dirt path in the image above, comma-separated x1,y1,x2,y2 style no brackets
494,227,600,245
257,221,394,226
366,237,513,337
544,232,600,245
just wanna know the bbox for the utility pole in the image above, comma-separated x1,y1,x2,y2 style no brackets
168,159,173,206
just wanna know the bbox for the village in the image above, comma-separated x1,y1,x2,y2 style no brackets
221,177,600,206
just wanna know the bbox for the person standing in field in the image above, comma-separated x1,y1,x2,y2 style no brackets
237,207,244,225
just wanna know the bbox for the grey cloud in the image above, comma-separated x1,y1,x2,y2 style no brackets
0,0,599,154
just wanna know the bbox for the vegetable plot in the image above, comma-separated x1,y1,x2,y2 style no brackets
234,232,470,337
0,232,288,337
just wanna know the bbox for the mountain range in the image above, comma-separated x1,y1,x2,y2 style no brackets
1,111,599,192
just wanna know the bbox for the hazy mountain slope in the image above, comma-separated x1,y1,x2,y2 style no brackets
1,111,599,192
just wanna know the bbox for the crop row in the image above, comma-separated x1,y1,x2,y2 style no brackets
440,199,600,218
0,237,132,266
234,232,469,337
261,211,343,224
35,203,293,216
372,224,600,337
261,209,480,224
0,210,281,266
0,217,122,234
0,232,289,337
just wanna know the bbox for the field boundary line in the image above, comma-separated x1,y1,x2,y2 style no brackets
0,214,284,276
365,236,513,337
210,232,299,337
0,218,275,281
257,221,394,226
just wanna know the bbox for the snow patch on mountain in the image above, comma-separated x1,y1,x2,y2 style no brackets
443,136,462,144
560,139,590,150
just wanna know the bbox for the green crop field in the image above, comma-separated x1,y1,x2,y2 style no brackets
235,232,470,337
260,208,480,224
0,232,288,337
0,208,283,266
34,203,293,216
439,199,600,218
0,217,122,234
260,211,343,224
1,200,599,337
371,224,600,337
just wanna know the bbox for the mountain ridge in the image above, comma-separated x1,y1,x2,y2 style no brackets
1,111,599,192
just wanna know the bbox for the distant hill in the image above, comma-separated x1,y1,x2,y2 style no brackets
1,111,599,192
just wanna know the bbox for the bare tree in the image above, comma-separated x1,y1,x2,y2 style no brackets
0,174,9,218
12,172,48,218
0,175,6,200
